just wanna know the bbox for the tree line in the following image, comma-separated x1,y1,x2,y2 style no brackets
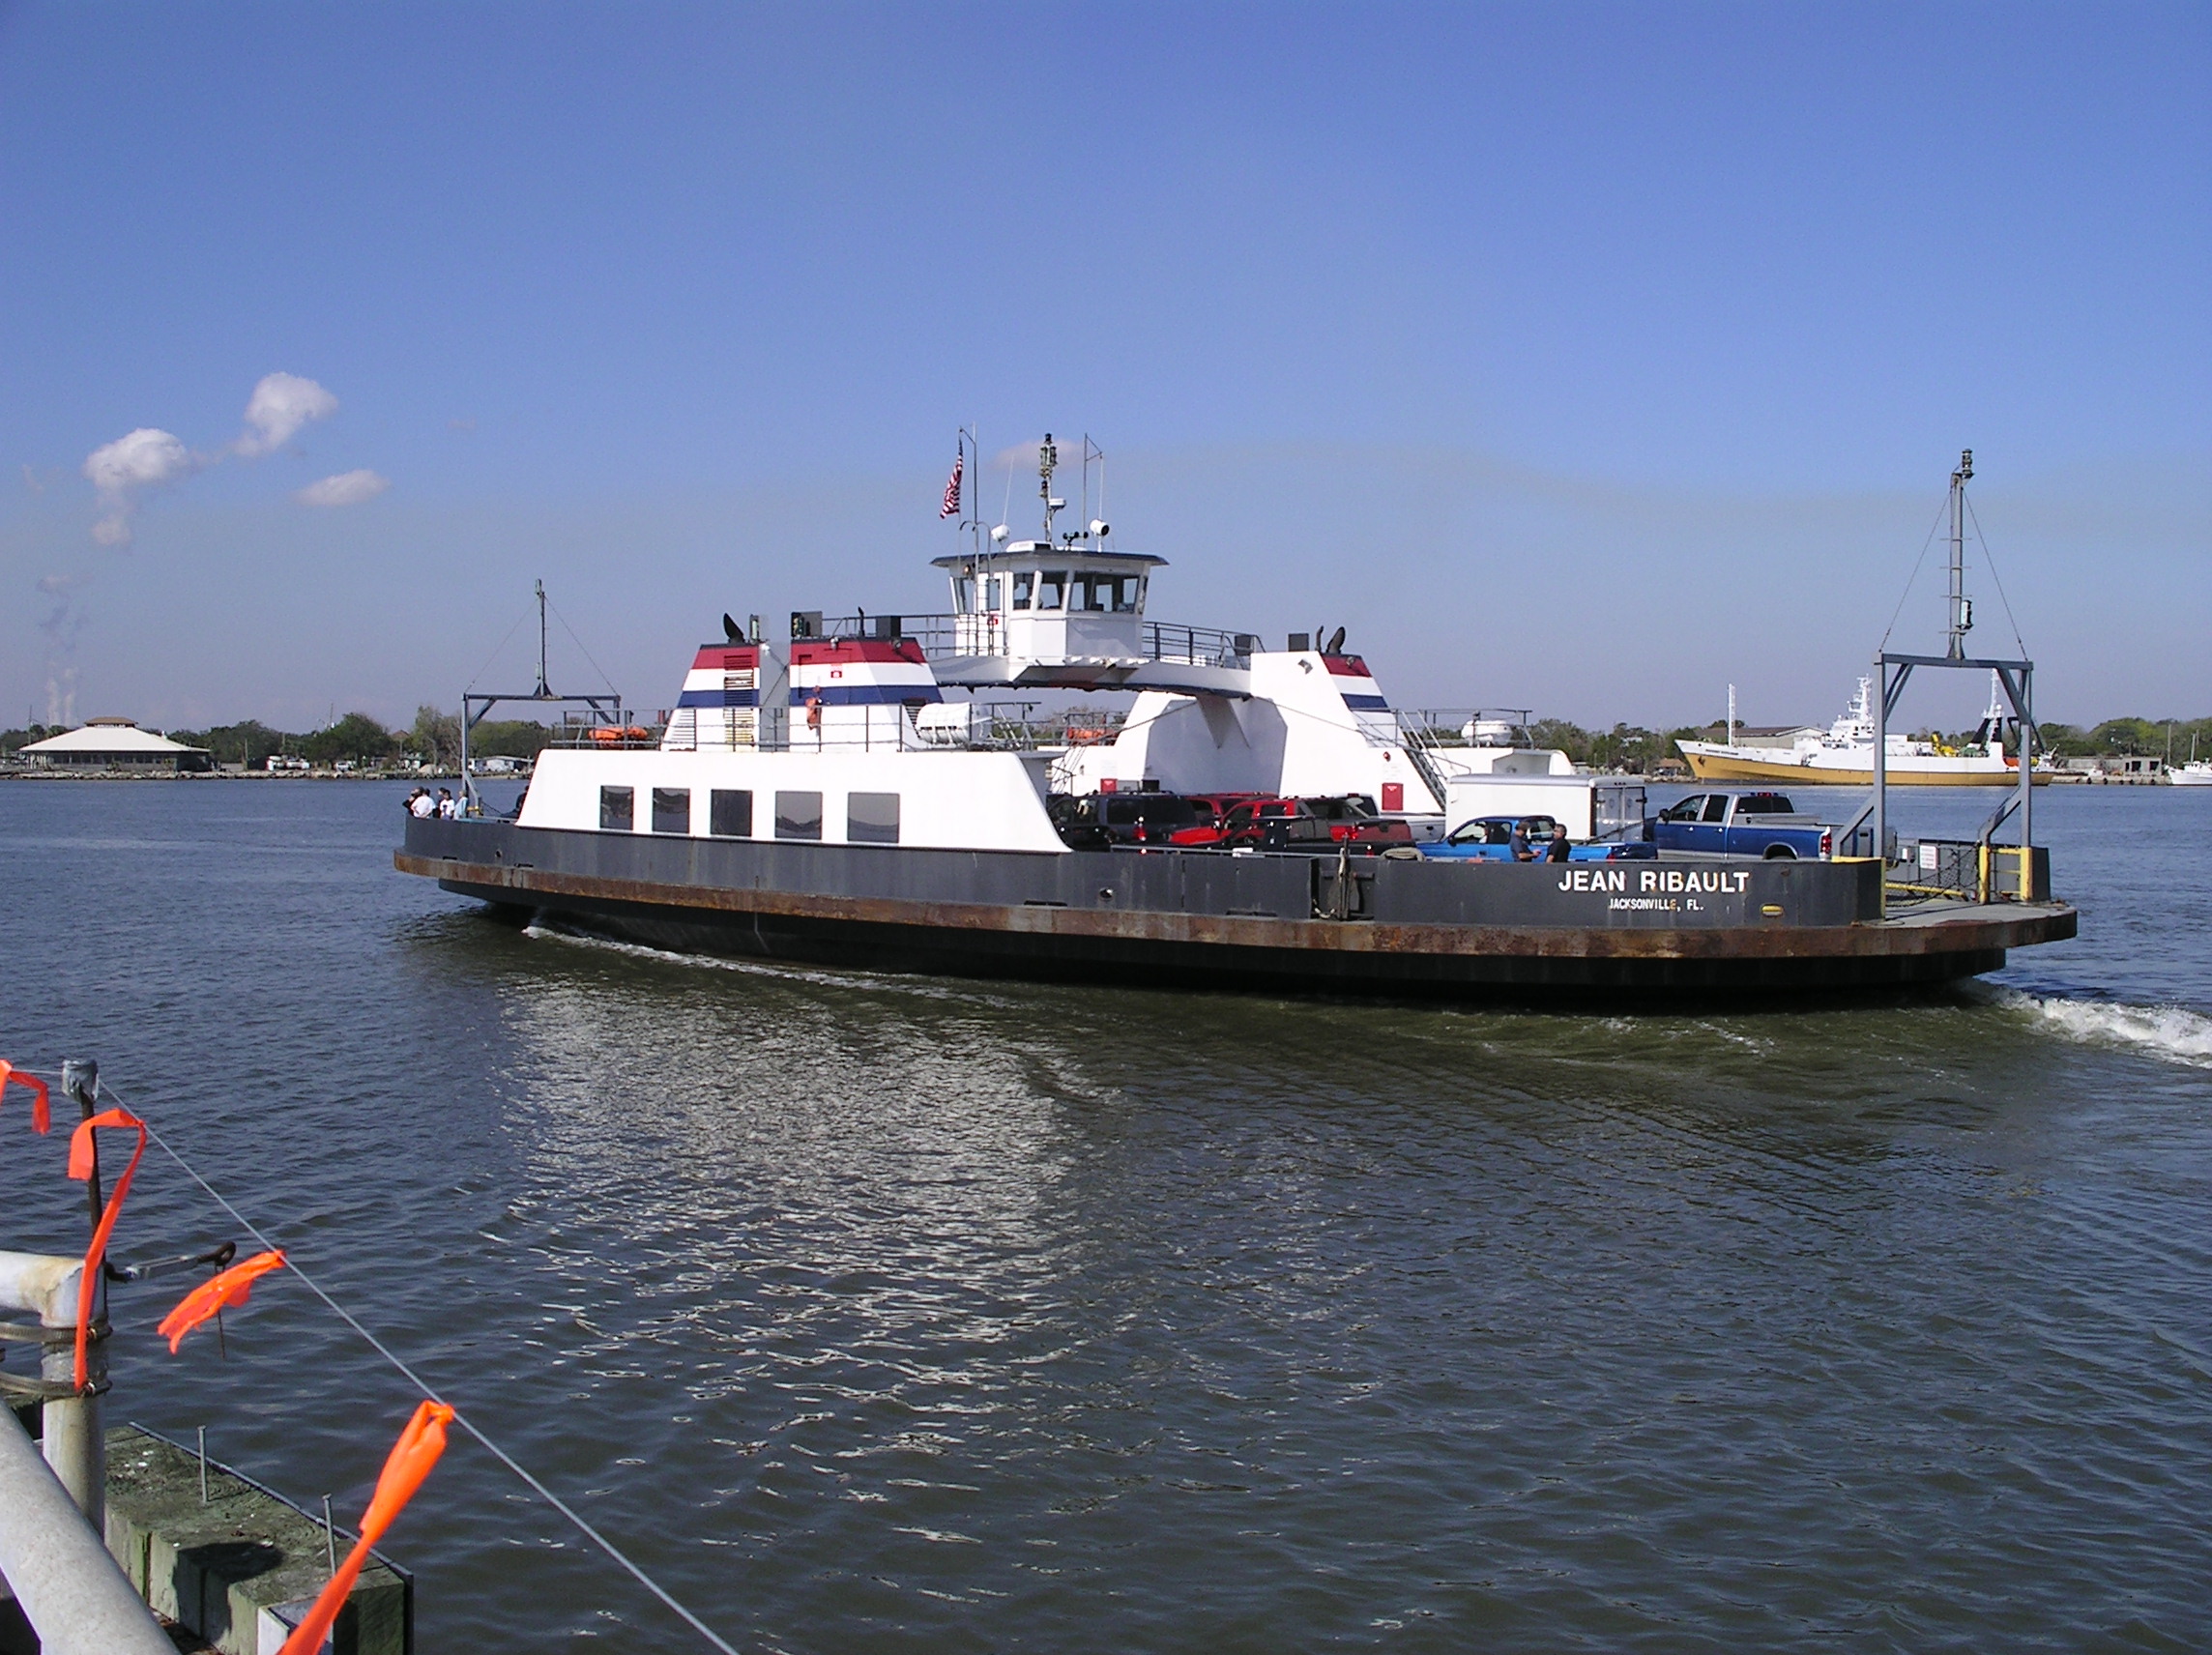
0,707,558,769
1431,713,2212,772
7,708,2208,771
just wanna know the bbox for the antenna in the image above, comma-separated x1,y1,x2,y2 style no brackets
534,578,552,697
1039,432,1061,540
1081,435,1105,542
965,423,983,559
1947,449,1974,660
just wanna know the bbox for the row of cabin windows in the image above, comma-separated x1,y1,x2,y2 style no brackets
598,786,899,844
953,570,1143,616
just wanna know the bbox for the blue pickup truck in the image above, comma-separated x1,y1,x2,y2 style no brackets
1422,814,1657,862
1647,792,1835,859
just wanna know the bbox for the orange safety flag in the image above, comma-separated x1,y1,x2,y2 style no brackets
0,1060,51,1134
157,1250,286,1353
278,1401,455,1655
66,1108,146,1393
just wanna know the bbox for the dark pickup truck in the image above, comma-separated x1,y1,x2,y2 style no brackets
1648,792,1835,859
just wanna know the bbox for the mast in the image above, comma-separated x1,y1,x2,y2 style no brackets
1039,432,1061,541
1946,449,1973,660
534,579,551,698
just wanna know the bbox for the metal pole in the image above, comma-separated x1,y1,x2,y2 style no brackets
1872,654,1886,888
61,1060,100,1229
535,579,550,699
0,1251,105,1532
0,1408,173,1655
1947,450,1972,660
38,1265,102,1530
2020,662,2033,873
53,1060,105,1527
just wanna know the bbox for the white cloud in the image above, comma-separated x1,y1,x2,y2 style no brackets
236,372,337,457
295,469,390,508
82,426,193,546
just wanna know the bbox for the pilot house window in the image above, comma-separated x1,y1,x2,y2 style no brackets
1011,571,1034,610
1037,570,1067,610
1073,573,1140,614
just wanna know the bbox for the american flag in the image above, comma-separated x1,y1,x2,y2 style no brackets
939,450,963,519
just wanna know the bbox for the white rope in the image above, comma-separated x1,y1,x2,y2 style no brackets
89,1078,742,1655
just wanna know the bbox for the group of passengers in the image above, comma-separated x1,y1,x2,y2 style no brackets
405,787,459,820
1509,822,1573,863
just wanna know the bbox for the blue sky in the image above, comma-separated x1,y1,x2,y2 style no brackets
3,2,2205,734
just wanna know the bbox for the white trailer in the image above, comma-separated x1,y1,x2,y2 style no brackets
1441,771,1647,842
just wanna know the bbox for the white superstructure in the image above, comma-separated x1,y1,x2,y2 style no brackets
508,433,1614,849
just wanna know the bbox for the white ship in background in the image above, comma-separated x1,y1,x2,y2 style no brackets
1679,674,2052,788
1682,450,2052,789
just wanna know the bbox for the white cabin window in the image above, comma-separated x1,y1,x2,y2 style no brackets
598,786,633,830
651,788,690,834
1011,571,1033,610
847,792,899,845
775,790,823,841
1038,570,1067,610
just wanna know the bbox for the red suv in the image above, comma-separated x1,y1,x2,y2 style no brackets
1170,795,1412,853
1180,792,1264,831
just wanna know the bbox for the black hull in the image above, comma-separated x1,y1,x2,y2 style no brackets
399,820,2073,1002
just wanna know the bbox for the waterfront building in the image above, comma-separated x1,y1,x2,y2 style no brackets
19,718,215,773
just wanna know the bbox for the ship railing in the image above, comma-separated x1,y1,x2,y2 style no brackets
1390,710,1540,812
543,711,669,750
1141,623,1256,667
1394,709,1539,750
1884,837,2049,904
800,613,1256,669
808,613,959,655
660,700,1132,756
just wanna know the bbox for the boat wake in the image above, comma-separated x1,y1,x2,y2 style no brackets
1989,988,2212,1070
516,921,993,1003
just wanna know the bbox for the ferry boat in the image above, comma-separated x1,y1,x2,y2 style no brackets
1678,674,2055,788
397,437,2074,997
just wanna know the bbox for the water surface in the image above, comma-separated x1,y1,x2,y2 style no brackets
1,780,2207,1652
